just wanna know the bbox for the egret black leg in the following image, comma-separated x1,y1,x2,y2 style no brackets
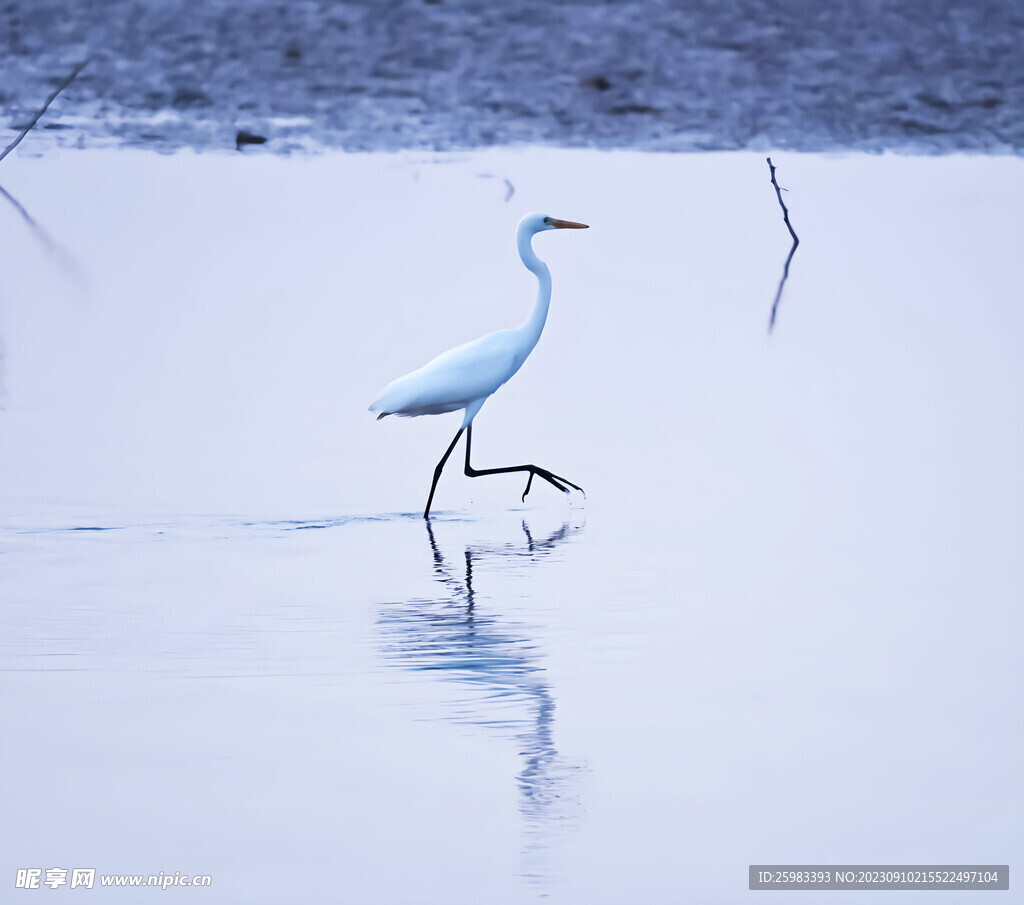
424,428,465,519
462,425,584,503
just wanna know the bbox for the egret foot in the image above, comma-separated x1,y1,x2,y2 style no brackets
462,425,583,502
520,467,579,501
422,424,583,518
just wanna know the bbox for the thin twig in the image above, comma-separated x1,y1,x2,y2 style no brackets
0,183,58,252
0,59,89,164
0,60,89,405
0,61,88,273
766,156,800,332
0,181,81,279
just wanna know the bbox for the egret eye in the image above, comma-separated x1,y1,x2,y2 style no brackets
543,216,551,224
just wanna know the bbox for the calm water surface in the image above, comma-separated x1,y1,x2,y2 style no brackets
1,149,1022,902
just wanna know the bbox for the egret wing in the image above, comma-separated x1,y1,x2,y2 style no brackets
369,330,524,417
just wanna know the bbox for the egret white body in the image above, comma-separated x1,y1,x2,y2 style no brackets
370,212,588,517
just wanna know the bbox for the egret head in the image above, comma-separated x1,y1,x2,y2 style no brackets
520,212,589,234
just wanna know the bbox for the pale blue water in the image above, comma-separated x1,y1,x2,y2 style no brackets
1,149,1021,902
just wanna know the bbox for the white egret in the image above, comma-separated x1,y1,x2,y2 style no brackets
370,212,588,518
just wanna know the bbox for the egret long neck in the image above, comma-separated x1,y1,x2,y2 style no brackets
517,226,552,350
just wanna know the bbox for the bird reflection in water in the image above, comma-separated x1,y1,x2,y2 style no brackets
377,517,585,885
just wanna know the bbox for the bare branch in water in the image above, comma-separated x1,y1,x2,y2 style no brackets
0,184,58,252
0,61,89,403
0,60,89,164
766,157,800,332
0,182,82,284
0,61,88,272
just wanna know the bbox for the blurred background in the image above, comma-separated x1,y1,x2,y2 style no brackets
2,0,1022,155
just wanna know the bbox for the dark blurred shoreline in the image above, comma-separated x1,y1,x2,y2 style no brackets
2,0,1022,155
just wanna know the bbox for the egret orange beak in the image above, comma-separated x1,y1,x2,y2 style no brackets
551,219,589,229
